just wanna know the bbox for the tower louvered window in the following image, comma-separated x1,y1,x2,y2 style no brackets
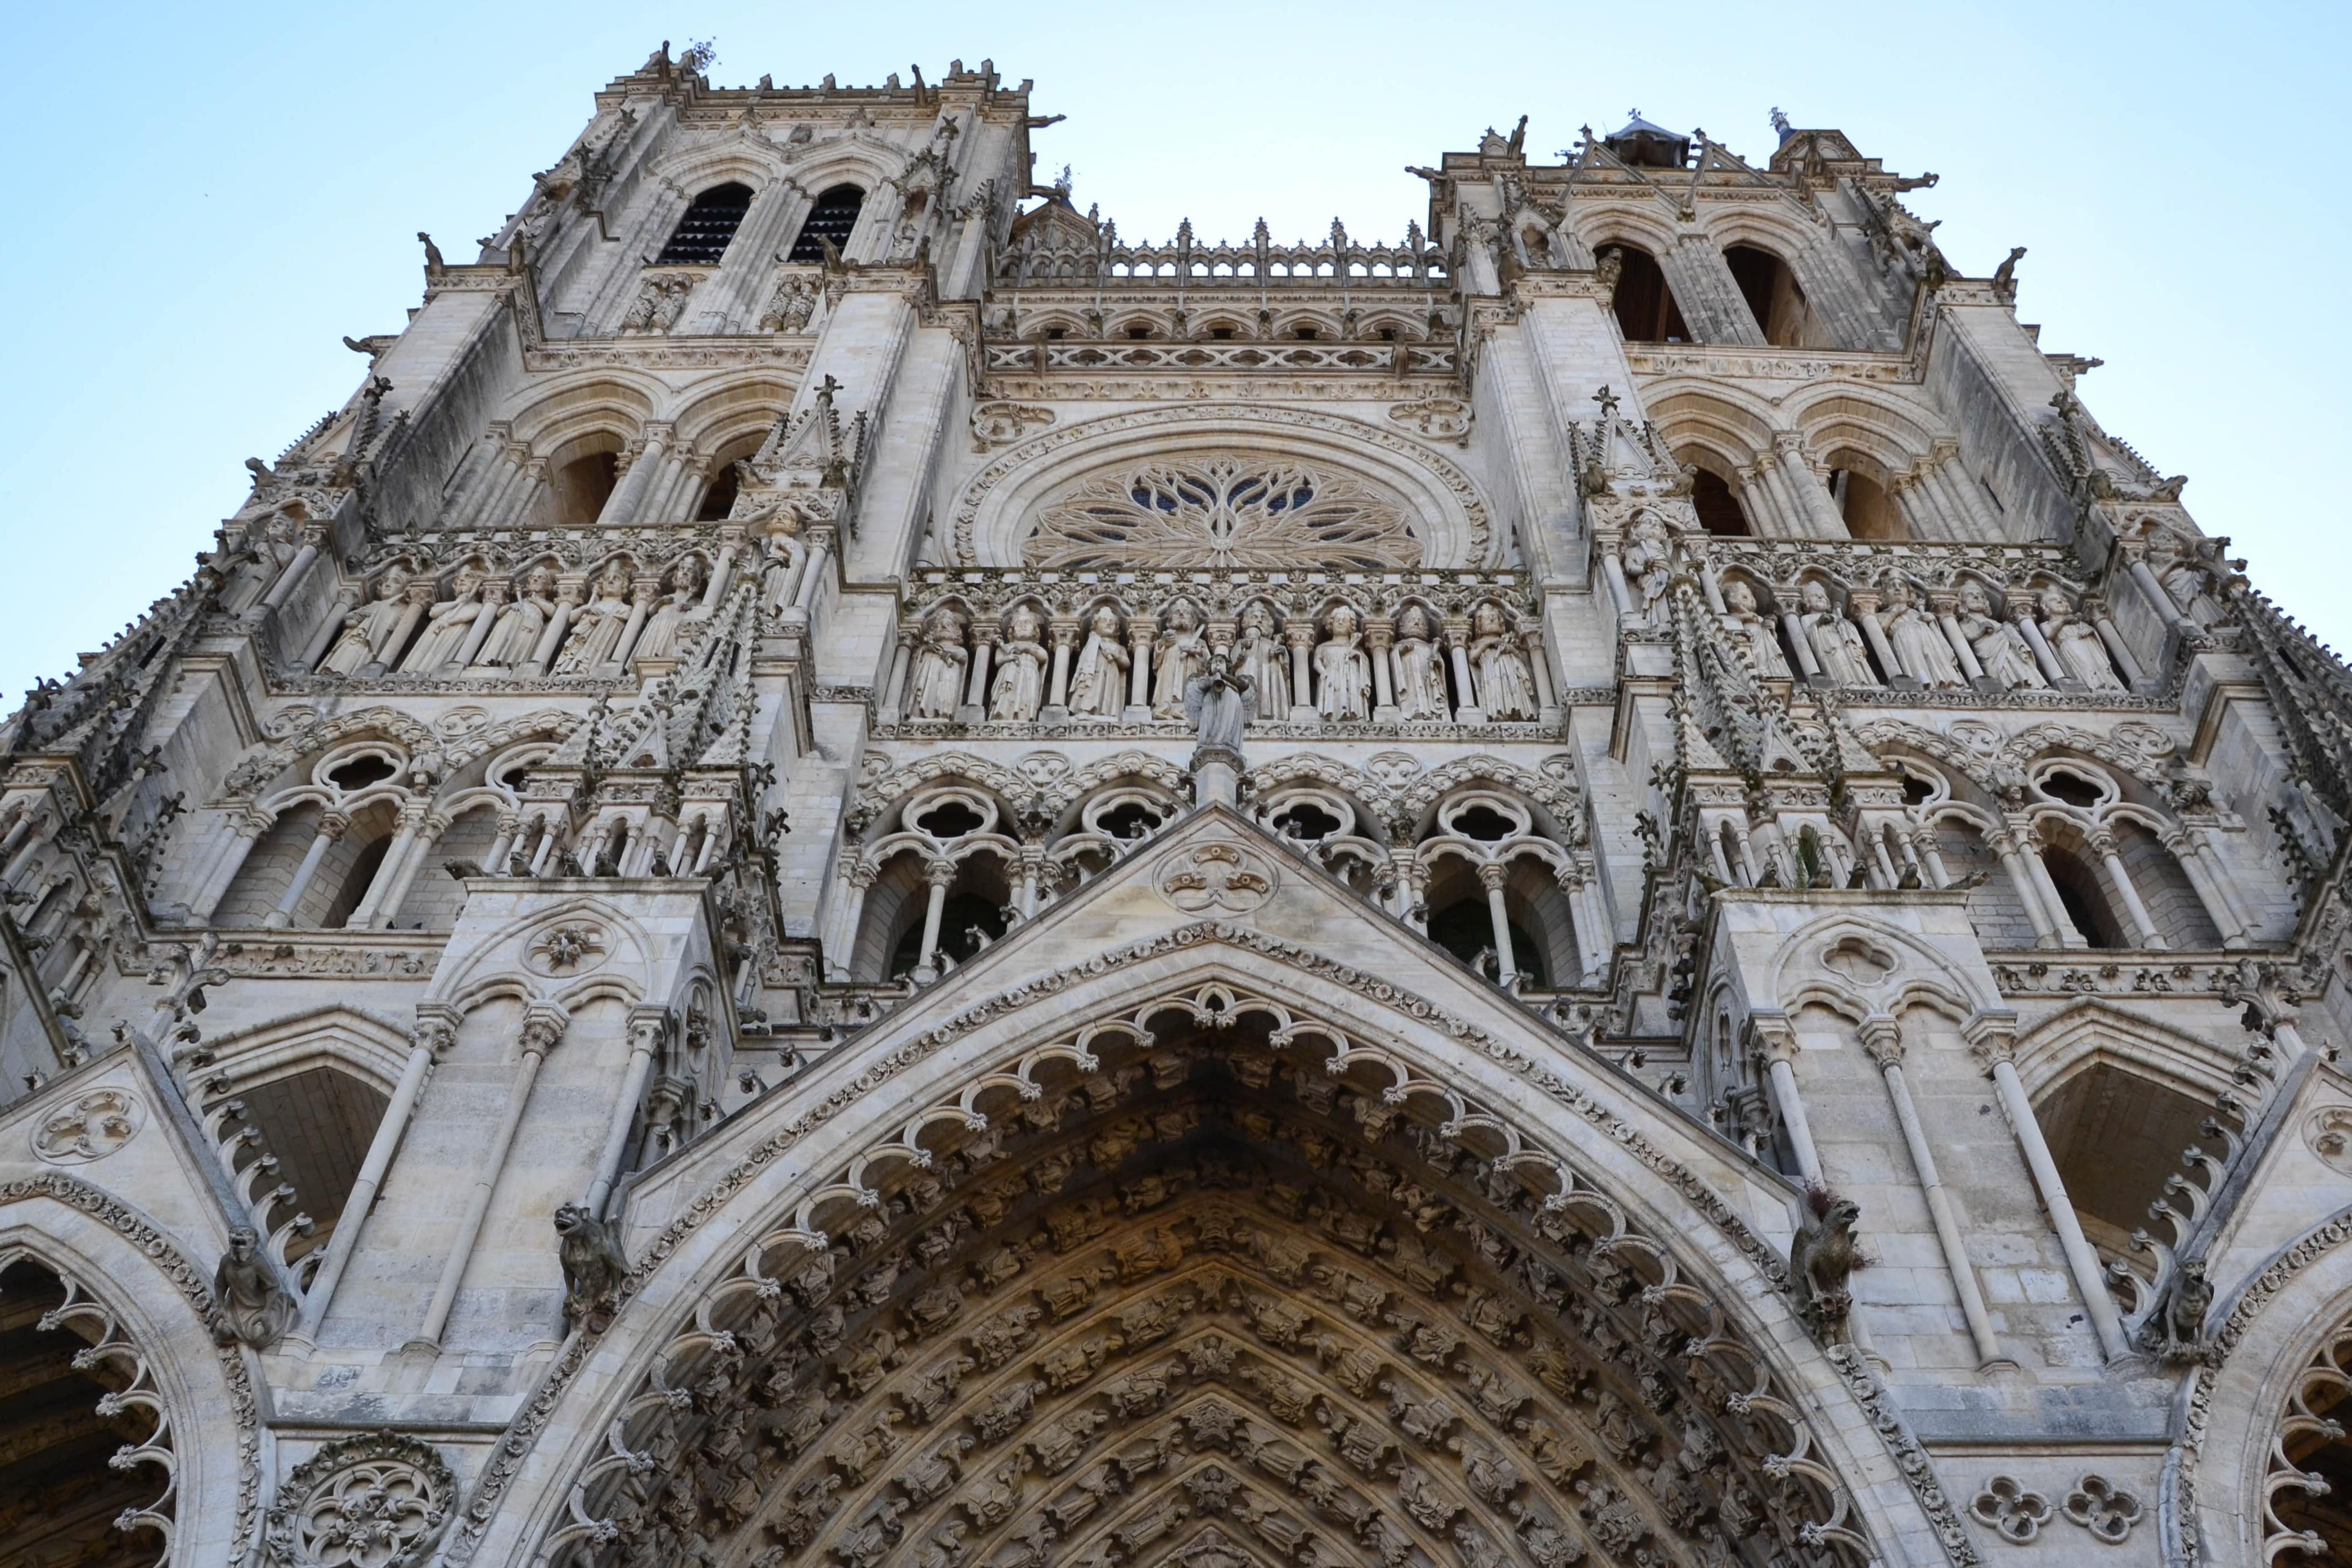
787,184,865,262
656,182,755,264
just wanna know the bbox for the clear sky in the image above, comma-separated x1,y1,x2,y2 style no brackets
1,2,2341,701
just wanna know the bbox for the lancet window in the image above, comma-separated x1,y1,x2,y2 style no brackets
1600,243,1690,343
655,181,755,265
787,183,865,261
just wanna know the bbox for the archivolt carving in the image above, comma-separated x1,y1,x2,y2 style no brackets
0,1170,266,1565
220,708,584,803
1853,717,2181,801
260,1429,457,1568
1026,457,1422,572
534,982,1879,1568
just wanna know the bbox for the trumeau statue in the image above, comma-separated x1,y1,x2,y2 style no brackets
10,75,2343,1568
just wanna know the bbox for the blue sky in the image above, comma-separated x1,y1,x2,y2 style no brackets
1,2,2341,699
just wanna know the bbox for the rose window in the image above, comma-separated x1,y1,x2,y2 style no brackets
1024,457,1420,570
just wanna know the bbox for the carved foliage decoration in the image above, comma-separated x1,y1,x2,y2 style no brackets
1025,457,1422,572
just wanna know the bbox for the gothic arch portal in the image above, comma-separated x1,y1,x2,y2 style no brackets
446,908,1968,1568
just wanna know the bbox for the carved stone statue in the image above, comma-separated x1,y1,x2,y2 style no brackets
1470,602,1539,717
1067,606,1130,719
398,569,488,673
2142,1257,2215,1363
2040,587,2124,691
318,568,412,677
1879,578,1963,688
1787,1188,1862,1340
1232,602,1289,714
760,271,819,333
552,562,635,674
472,567,556,669
212,1225,296,1348
989,606,1048,722
631,556,709,662
1184,654,1256,763
1393,606,1452,720
1622,519,1672,628
1956,583,2045,690
1718,580,1790,679
907,607,970,720
1797,579,1878,686
555,1202,630,1334
1152,600,1209,719
1313,605,1372,722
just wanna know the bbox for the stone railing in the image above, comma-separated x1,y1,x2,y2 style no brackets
981,338,1456,375
995,218,1449,289
877,568,1556,733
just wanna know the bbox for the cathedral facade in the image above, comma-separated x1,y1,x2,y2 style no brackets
7,46,2352,1568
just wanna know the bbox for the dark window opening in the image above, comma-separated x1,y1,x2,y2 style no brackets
1451,806,1516,843
910,800,986,839
553,451,618,525
1271,802,1343,841
1829,467,1898,540
1294,327,1320,341
787,184,865,262
2043,845,2126,950
1690,468,1751,536
1209,326,1235,340
326,755,398,791
1097,802,1167,840
1126,326,1152,340
1376,327,1397,341
1724,243,1813,347
1044,327,1067,340
1427,899,1548,987
2041,771,2103,809
695,463,740,522
889,892,1007,977
656,182,755,265
1901,775,1935,806
1605,246,1690,343
321,835,392,931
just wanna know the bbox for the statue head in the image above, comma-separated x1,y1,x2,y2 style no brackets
554,1202,591,1237
1880,578,1912,610
1242,602,1274,634
2038,586,2071,619
597,560,632,593
1799,580,1832,614
672,555,707,592
1165,600,1198,632
1326,605,1357,636
524,566,557,596
225,1225,260,1262
1959,582,1991,615
1474,602,1508,634
1092,605,1121,635
373,567,411,601
1008,605,1041,638
1398,606,1430,638
929,606,965,637
452,567,485,595
1723,580,1758,615
1208,652,1231,681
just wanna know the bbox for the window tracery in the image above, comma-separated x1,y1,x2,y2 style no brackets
1025,459,1421,572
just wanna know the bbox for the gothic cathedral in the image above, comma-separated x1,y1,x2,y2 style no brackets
6,47,2351,1568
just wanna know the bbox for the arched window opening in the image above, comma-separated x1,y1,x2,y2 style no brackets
1689,466,1751,535
2041,770,2103,809
1421,859,1576,988
0,1259,169,1567
1933,823,2038,948
1428,897,1544,986
2114,820,2224,949
394,805,504,932
1724,243,1818,347
321,830,393,932
1269,799,1344,842
2276,1326,2352,1557
552,449,619,526
325,754,397,792
1829,465,1899,540
694,461,740,522
656,182,754,265
787,184,865,262
1604,245,1691,343
229,1066,392,1258
2042,841,2127,949
1093,800,1170,842
2037,1061,2222,1267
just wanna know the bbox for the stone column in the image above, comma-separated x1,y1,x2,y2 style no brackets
189,808,275,923
1561,863,1611,982
1044,619,1077,719
259,529,326,613
346,800,432,929
701,534,744,611
1969,1019,2132,1361
1478,862,1517,982
1860,1017,2007,1368
1125,617,1157,719
1932,448,2001,537
2165,827,2253,948
417,1006,566,1347
960,619,998,723
913,857,955,981
1523,628,1559,717
298,1012,454,1337
1774,434,1847,538
1847,592,1904,684
2087,827,2166,949
452,582,506,670
1779,608,1825,682
1890,474,1940,543
1596,533,1635,614
1753,1020,1823,1183
484,814,521,876
1445,622,1481,723
2012,604,2072,687
609,581,660,669
876,626,920,725
1983,827,2056,945
362,582,437,676
1366,620,1398,721
1910,826,1952,889
529,582,584,673
264,813,348,930
1286,626,1318,723
791,527,835,613
596,426,673,528
1929,594,1990,683
2015,824,2090,948
2126,548,2199,640
366,810,451,931
585,1008,670,1216
2085,596,2147,687
1734,465,1786,536
303,583,362,667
